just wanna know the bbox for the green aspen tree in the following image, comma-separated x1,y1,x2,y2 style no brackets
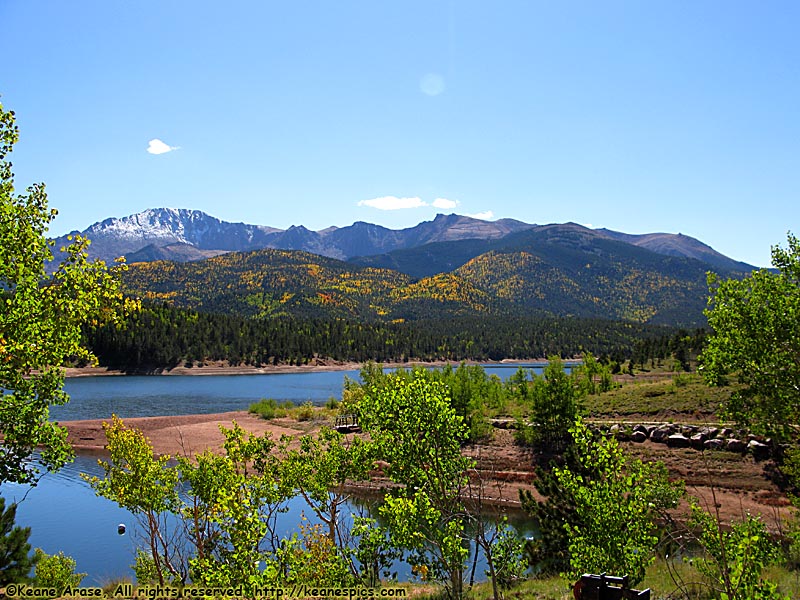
359,372,474,598
702,233,800,441
551,420,683,585
1,100,126,484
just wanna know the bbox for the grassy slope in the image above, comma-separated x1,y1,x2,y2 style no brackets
582,372,738,422
439,560,800,600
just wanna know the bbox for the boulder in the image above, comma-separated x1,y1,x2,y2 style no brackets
631,431,648,443
667,433,690,448
699,426,719,438
690,433,708,450
748,439,772,461
650,426,673,443
726,439,747,453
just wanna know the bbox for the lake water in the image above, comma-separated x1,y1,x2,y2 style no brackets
54,370,357,421
51,362,562,421
3,365,552,585
3,455,413,585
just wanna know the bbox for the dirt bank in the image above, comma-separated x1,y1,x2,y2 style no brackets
63,411,307,456
63,360,363,378
63,358,552,378
62,411,794,529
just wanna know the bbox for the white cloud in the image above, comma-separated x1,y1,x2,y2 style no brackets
432,198,459,209
357,196,427,210
357,195,464,213
147,139,179,155
468,211,494,220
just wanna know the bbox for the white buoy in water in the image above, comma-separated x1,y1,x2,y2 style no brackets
117,523,126,535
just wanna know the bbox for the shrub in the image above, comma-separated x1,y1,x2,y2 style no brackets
296,402,315,422
672,373,691,388
686,501,787,599
33,549,85,590
132,548,159,585
249,398,278,420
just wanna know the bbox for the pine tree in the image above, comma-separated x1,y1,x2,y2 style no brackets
519,444,588,575
0,497,36,584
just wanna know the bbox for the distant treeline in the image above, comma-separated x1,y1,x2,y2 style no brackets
82,302,703,371
630,328,707,371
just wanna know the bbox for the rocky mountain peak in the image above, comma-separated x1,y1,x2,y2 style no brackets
53,207,753,274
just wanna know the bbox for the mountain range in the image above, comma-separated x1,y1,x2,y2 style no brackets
56,207,753,274
58,208,754,327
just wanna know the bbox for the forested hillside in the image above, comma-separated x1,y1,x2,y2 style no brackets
120,223,732,326
94,220,742,370
123,249,410,319
82,302,688,371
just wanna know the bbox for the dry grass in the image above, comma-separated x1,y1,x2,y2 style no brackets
582,373,738,422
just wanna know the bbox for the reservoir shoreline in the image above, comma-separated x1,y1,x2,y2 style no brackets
63,358,553,378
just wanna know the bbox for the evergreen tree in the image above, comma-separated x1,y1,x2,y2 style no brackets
519,446,586,575
0,497,36,584
521,421,683,584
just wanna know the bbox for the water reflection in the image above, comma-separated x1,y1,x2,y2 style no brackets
3,453,536,586
2,454,140,585
6,366,554,584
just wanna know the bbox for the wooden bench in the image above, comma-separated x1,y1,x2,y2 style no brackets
334,414,361,433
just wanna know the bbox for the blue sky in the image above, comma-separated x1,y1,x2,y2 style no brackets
3,1,798,267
